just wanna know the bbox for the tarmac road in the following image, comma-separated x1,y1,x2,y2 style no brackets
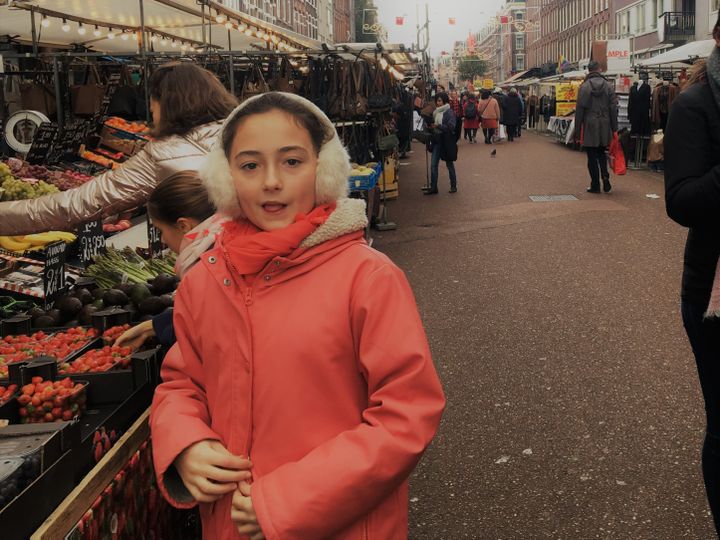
372,132,716,539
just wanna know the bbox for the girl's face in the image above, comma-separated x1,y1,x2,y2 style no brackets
228,109,318,231
152,217,198,254
436,97,443,107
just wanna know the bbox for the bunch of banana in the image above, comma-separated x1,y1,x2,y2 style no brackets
351,165,376,177
0,231,77,252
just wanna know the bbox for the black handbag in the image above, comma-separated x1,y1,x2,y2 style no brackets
368,64,393,112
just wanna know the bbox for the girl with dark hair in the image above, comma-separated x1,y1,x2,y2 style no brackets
115,171,225,349
664,14,720,533
150,92,445,539
0,62,238,235
425,92,459,194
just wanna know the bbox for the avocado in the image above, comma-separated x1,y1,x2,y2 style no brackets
138,296,165,316
92,288,107,301
102,289,129,307
56,296,83,321
151,274,179,295
158,294,174,309
74,288,94,305
33,315,55,328
79,305,98,325
116,283,135,296
129,284,152,307
46,309,62,325
28,307,46,321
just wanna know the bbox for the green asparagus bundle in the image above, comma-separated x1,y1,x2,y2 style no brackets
83,247,176,288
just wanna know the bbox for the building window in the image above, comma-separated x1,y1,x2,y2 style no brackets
516,54,525,71
515,34,524,50
650,0,658,29
712,0,719,11
637,3,646,33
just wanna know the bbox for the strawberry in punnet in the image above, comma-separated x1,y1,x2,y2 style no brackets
21,383,34,395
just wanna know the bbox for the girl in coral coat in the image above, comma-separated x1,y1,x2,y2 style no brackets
150,92,446,540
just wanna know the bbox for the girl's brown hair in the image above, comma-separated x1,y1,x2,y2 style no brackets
221,92,329,159
147,171,216,225
684,58,707,89
148,62,238,138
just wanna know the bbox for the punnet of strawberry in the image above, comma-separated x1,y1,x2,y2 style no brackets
16,376,87,423
58,344,133,374
102,325,130,344
0,383,18,404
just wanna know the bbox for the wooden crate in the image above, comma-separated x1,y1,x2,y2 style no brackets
381,181,399,200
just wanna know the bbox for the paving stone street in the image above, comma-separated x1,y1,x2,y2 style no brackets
373,132,716,539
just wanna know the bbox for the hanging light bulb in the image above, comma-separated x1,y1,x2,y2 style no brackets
107,28,116,39
244,27,253,36
171,40,178,48
77,23,86,36
238,23,246,32
93,25,102,37
150,34,158,43
61,19,70,32
41,15,50,28
160,36,168,45
225,21,233,30
181,43,188,51
271,35,279,44
215,11,226,23
120,31,130,40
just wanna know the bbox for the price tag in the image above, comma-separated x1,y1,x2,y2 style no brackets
95,72,122,128
25,122,59,165
146,213,166,258
60,120,92,159
77,219,106,265
43,241,67,308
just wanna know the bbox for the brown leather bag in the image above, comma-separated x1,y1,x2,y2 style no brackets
347,61,369,118
71,65,106,116
20,80,57,117
274,58,304,94
241,64,269,102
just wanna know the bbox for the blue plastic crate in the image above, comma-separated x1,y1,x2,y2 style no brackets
348,162,381,191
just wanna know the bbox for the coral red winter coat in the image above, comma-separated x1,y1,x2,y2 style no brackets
150,198,446,540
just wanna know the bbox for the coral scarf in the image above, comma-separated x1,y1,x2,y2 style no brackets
220,204,335,276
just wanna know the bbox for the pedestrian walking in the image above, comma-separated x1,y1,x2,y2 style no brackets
503,88,523,142
425,92,459,194
517,90,526,138
479,90,501,144
450,89,463,142
573,60,618,193
150,91,446,539
664,17,720,535
463,93,480,143
461,93,470,141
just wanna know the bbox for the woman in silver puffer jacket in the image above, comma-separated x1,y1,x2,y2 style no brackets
0,62,238,235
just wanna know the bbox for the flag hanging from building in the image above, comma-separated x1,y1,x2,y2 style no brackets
396,16,404,26
499,15,510,24
448,17,456,25
467,32,476,53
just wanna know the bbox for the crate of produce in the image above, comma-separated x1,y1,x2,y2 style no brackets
15,376,88,424
0,458,24,510
349,162,381,191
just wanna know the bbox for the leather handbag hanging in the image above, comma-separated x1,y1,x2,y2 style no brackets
328,61,347,119
274,57,304,94
368,63,393,112
241,63,269,102
347,61,369,118
70,64,106,116
20,71,57,117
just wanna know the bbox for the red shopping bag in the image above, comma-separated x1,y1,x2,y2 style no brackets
608,132,626,175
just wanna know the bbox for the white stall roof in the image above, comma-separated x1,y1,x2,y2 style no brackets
0,0,319,53
636,39,716,67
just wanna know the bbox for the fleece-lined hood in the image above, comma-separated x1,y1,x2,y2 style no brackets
200,92,351,220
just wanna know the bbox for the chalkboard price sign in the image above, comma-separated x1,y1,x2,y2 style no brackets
25,122,59,165
43,241,67,308
60,120,92,159
77,219,106,265
147,214,166,258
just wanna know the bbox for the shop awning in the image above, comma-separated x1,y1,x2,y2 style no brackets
0,0,318,53
498,69,530,86
636,39,715,67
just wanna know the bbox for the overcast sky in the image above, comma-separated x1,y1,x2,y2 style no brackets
373,0,507,56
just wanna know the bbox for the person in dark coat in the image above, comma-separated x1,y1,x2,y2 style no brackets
492,87,506,124
425,92,458,194
502,88,523,142
573,60,618,193
628,79,651,135
665,19,720,534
